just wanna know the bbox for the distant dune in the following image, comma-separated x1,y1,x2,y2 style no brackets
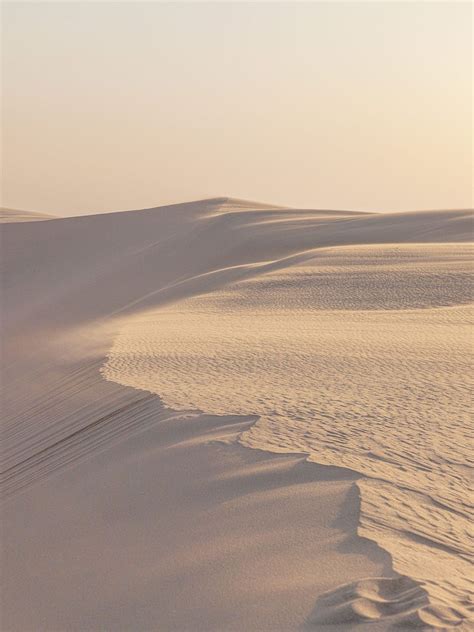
2,198,473,631
0,207,56,223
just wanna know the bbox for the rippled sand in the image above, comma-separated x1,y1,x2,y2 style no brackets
105,244,474,629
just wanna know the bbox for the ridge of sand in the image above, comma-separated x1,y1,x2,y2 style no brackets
2,199,473,630
0,207,56,223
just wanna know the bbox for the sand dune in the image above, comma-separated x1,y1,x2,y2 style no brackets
0,208,56,223
1,198,473,630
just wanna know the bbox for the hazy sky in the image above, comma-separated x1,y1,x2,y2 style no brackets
2,1,472,215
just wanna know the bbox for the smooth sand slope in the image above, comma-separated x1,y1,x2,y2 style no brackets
1,198,472,630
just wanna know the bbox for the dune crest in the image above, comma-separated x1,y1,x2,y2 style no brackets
0,207,56,223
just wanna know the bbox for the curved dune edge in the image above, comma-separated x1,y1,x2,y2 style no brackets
101,246,472,629
99,360,468,631
102,252,472,629
239,424,469,629
100,362,404,631
2,360,397,631
102,351,469,631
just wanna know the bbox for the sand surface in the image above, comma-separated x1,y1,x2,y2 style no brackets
1,198,472,630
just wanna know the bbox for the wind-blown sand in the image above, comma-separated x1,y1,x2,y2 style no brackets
1,198,472,630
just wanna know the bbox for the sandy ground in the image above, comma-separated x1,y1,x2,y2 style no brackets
1,198,472,630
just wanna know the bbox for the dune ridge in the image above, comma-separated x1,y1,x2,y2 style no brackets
0,208,56,223
2,198,473,630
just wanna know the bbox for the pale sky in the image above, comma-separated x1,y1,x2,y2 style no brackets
2,1,472,216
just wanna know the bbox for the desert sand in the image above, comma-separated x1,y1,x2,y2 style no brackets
1,198,472,631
